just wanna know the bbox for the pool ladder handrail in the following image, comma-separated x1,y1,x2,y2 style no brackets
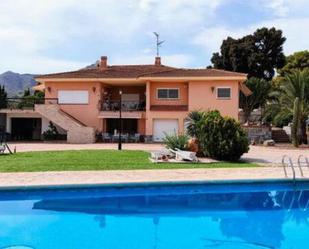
298,155,309,176
282,155,296,183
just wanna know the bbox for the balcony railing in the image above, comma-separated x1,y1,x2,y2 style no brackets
1,98,58,110
101,100,146,111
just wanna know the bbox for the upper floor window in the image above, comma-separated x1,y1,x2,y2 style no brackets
157,88,179,99
58,90,89,104
217,87,231,99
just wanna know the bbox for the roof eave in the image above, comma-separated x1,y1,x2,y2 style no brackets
36,75,247,83
139,76,247,81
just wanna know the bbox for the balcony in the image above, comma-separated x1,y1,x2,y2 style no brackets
99,100,146,119
101,100,146,111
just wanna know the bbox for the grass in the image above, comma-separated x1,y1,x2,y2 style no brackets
0,150,258,172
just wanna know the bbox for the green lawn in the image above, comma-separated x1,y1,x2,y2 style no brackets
0,150,258,172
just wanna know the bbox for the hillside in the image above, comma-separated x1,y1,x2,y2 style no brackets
0,71,36,97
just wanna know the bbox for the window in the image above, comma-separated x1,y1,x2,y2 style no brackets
217,87,231,99
157,88,179,99
58,90,89,104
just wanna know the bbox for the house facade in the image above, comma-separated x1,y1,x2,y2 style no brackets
0,56,249,143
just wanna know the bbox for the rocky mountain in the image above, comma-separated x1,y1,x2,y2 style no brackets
0,63,98,97
0,71,36,97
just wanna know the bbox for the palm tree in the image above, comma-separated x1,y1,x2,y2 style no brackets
239,77,272,123
270,70,309,146
186,111,206,138
185,111,206,155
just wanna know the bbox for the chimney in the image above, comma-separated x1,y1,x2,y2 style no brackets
155,56,161,66
99,56,108,70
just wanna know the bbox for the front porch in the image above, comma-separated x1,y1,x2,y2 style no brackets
98,83,148,142
100,84,146,112
100,118,146,143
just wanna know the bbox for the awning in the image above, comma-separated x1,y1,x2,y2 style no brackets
239,82,252,96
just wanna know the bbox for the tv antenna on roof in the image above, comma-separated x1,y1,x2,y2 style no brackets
153,32,164,56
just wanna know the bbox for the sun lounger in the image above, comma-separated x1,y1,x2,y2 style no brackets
150,150,174,162
170,148,198,162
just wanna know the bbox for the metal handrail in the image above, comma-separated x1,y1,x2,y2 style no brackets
101,100,146,111
282,155,296,181
298,155,309,173
2,98,58,110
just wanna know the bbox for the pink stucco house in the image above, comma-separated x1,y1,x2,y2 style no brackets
0,56,249,143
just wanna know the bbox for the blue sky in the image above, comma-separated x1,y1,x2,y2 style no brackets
0,0,308,74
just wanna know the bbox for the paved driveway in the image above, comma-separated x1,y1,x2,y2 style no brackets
242,145,308,165
6,142,309,165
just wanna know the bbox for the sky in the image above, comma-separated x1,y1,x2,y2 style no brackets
0,0,308,74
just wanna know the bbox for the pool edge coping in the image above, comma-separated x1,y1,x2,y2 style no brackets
0,177,307,191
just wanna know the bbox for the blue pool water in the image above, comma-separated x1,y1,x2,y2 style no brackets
0,181,308,249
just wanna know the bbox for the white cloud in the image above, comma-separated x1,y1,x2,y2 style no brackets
193,17,309,58
0,0,225,73
110,53,193,68
0,0,308,73
1,55,87,74
263,0,289,17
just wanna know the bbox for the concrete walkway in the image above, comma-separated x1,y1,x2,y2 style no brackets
243,145,309,165
9,142,165,153
0,167,307,188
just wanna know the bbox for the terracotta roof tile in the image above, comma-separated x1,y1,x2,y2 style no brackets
36,65,247,79
141,68,247,78
36,65,175,79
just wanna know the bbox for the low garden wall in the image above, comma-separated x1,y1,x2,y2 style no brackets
242,125,272,143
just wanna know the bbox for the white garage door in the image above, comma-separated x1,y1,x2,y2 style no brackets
153,119,179,142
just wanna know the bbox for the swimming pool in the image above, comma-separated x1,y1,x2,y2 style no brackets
0,181,308,249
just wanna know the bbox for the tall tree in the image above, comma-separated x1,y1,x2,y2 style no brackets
0,85,8,109
23,88,31,97
267,70,309,146
240,78,272,122
211,27,286,80
278,50,309,76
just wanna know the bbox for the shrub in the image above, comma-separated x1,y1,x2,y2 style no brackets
163,133,189,151
186,111,206,138
197,110,249,161
43,122,59,140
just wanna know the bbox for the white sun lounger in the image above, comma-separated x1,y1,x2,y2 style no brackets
151,150,174,162
170,148,198,162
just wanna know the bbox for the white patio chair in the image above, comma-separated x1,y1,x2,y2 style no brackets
0,144,5,154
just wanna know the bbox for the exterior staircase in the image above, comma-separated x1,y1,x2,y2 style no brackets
35,104,95,144
271,129,290,143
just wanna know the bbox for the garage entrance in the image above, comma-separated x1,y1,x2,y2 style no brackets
153,119,179,142
11,118,42,140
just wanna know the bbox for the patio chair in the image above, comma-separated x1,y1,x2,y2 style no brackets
169,148,198,162
0,132,13,154
0,144,5,154
102,133,111,142
130,133,140,143
122,134,129,143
